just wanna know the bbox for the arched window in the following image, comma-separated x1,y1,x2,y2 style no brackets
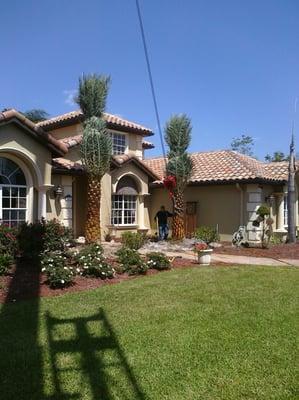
0,157,27,227
111,176,138,225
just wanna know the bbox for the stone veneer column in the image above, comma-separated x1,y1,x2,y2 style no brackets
246,184,263,242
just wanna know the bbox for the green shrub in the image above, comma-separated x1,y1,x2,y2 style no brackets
270,232,284,245
146,252,171,270
18,219,73,259
194,226,219,244
116,246,148,275
0,224,18,257
75,243,115,279
41,252,75,288
43,219,73,252
121,232,147,250
256,204,270,218
17,221,44,258
0,253,13,275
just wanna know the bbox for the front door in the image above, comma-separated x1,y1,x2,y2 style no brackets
185,202,197,238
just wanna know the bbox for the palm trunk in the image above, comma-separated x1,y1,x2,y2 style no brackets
85,176,101,243
172,190,185,240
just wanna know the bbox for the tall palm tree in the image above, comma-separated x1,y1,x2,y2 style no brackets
164,115,193,239
76,74,112,243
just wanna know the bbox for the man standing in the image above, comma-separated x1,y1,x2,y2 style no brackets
155,206,173,240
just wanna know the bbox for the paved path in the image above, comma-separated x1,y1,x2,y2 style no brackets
139,248,298,266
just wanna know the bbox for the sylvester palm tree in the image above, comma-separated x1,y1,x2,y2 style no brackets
164,115,193,239
76,74,112,243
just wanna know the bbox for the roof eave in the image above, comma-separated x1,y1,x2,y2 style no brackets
0,117,66,156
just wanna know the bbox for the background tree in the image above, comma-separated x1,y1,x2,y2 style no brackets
21,109,49,122
265,151,289,162
164,115,193,239
230,134,254,156
76,74,112,243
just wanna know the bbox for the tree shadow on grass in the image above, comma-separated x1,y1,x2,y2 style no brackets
45,308,146,400
0,257,42,400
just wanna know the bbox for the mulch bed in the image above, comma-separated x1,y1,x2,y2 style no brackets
0,257,209,304
214,242,299,260
2,243,296,304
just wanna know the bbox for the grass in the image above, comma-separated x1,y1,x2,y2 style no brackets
0,265,298,400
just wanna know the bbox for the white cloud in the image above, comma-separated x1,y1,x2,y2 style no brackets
63,90,77,107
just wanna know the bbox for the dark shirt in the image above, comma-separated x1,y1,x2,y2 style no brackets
155,210,173,226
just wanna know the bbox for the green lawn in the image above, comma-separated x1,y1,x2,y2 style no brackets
0,266,298,400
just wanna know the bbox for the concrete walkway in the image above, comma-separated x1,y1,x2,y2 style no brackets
139,248,298,267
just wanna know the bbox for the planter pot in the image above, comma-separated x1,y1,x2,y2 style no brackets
197,249,213,265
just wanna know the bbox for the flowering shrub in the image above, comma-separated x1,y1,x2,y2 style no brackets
116,247,148,275
0,224,18,257
75,244,115,279
194,242,209,253
41,252,76,288
0,253,13,275
146,252,171,270
121,232,147,250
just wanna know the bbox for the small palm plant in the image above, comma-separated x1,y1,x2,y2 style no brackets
76,74,112,243
164,115,193,239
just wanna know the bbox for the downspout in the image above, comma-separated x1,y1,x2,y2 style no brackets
236,183,244,226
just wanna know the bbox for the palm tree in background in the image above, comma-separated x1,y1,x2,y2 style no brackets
22,109,49,122
76,74,112,243
164,115,193,239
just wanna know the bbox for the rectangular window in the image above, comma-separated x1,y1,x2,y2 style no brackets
284,195,288,226
112,133,126,155
0,185,27,227
111,195,137,225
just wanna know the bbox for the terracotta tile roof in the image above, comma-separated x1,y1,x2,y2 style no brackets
0,109,67,155
143,150,290,184
263,161,294,181
52,158,83,172
37,110,153,136
142,140,155,149
53,153,160,180
60,134,82,148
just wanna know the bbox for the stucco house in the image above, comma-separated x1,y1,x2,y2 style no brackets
0,108,294,243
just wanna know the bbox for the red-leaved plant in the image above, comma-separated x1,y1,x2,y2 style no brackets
163,175,177,198
194,242,209,253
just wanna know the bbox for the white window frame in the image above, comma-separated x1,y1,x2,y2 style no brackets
111,194,137,226
0,157,28,227
111,132,127,155
0,184,27,227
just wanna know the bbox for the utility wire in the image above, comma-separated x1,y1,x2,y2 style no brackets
135,0,167,168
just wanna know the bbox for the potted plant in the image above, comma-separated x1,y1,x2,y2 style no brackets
194,242,213,265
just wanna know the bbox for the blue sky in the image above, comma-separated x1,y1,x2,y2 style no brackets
1,0,298,160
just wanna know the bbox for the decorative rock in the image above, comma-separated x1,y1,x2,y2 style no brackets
209,242,222,248
76,236,86,244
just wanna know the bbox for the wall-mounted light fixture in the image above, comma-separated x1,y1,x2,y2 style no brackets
54,185,63,199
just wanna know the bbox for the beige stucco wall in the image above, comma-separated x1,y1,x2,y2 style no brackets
50,124,143,159
149,184,242,241
0,123,52,186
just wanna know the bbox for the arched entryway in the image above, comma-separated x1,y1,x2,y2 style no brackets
0,157,27,227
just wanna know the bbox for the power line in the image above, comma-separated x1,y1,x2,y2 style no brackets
135,0,167,167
